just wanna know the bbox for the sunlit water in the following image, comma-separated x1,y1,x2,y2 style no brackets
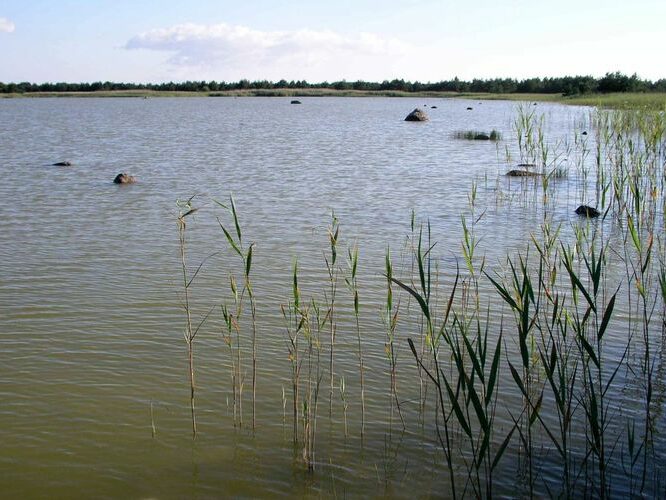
1,97,663,497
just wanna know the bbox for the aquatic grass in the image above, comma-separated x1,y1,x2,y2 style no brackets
345,243,365,437
325,212,341,415
486,251,543,496
282,260,303,443
339,376,349,437
176,196,203,438
301,298,323,470
221,303,240,424
384,248,405,429
165,101,666,493
216,195,257,428
392,228,515,498
453,129,502,141
563,93,666,111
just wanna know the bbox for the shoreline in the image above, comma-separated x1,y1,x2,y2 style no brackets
1,88,664,109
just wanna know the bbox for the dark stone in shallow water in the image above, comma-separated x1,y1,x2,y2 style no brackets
506,170,542,177
575,205,600,218
53,161,72,166
290,100,301,104
466,107,473,110
114,173,136,184
404,108,429,121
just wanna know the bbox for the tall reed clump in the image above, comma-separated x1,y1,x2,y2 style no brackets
281,260,322,469
387,218,514,498
216,195,257,428
591,108,665,494
167,102,665,491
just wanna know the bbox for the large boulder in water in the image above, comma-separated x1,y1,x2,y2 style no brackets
404,108,429,121
113,173,136,184
575,205,600,218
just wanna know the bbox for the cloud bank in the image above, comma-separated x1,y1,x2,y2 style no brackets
125,22,415,81
0,17,15,33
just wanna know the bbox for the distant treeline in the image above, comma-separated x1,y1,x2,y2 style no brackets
2,72,665,95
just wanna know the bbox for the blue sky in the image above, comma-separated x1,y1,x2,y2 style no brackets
1,0,664,83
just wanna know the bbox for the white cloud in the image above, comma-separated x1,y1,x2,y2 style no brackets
0,17,15,33
125,22,416,81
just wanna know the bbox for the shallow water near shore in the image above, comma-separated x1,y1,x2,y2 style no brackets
1,96,664,497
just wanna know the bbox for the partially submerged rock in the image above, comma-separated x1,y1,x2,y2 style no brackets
506,170,542,177
290,100,302,104
431,105,438,109
404,108,429,121
575,205,600,218
53,161,72,166
466,107,473,110
113,173,136,184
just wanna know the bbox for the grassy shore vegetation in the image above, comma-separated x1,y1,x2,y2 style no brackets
175,103,665,496
2,72,665,109
2,87,663,111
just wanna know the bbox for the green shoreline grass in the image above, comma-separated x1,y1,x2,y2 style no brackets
2,88,664,110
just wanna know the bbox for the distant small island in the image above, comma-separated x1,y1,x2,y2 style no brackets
2,72,665,109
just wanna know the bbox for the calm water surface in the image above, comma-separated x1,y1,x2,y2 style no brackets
1,97,663,497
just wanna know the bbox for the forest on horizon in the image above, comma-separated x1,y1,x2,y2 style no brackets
2,71,665,95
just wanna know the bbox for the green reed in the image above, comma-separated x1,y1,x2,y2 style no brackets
384,248,404,429
170,103,665,491
176,196,203,438
325,212,340,415
345,243,365,437
216,195,257,428
282,260,302,443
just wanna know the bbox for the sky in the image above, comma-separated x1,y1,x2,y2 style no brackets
0,0,664,84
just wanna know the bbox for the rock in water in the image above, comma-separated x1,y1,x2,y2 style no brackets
506,170,542,177
53,161,72,166
113,173,136,184
404,108,429,121
575,205,600,218
290,100,302,104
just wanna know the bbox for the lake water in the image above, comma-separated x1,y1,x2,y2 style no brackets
1,96,664,497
